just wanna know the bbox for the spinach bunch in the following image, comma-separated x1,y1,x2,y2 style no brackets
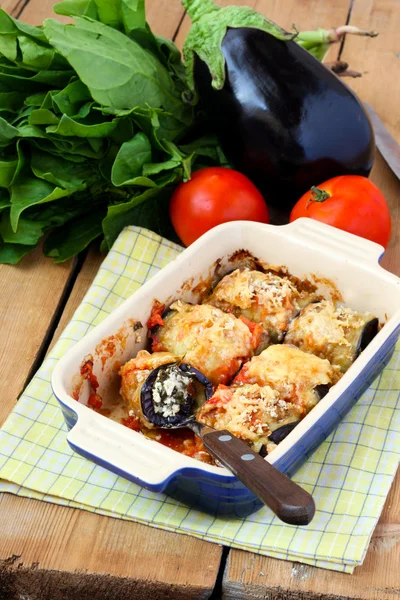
0,0,226,263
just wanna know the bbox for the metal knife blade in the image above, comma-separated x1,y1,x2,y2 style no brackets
364,102,400,180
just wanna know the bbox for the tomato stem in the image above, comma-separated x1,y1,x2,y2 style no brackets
308,186,331,205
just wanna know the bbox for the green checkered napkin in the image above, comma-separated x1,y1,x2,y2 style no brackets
0,226,399,573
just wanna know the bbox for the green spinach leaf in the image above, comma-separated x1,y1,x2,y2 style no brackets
111,132,151,186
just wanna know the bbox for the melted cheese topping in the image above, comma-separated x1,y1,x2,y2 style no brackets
236,344,337,411
197,383,303,452
119,350,179,428
207,268,300,342
284,300,374,372
155,301,255,385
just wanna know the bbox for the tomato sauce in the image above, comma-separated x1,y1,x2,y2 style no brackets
239,315,264,349
87,392,103,411
120,418,213,464
80,358,99,390
121,414,141,431
147,301,165,329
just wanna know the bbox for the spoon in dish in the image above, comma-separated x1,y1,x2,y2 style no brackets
141,362,315,525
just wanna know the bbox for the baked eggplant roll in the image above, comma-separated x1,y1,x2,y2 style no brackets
119,350,215,464
233,344,338,413
197,345,336,452
148,300,263,385
284,300,379,373
119,350,180,428
197,383,303,452
205,268,301,344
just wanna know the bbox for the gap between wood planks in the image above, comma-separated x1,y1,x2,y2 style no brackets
6,0,30,18
337,0,355,60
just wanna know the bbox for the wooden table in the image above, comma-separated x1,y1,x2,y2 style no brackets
0,0,399,598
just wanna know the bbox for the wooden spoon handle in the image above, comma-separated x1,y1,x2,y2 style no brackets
199,427,315,525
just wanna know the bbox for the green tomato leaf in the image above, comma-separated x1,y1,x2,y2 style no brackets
111,132,151,186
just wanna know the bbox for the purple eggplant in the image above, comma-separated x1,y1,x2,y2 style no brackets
268,421,300,445
183,1,375,213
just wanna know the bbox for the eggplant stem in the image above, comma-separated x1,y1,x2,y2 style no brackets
182,0,219,23
297,26,378,47
327,25,378,42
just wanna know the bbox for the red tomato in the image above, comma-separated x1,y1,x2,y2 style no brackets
169,167,269,246
290,175,392,248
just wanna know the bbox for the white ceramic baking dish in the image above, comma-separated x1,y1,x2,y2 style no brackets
52,219,400,517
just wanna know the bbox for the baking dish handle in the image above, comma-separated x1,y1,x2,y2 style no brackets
66,414,176,485
284,218,385,265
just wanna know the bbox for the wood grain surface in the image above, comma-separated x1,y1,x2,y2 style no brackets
341,0,400,277
221,0,400,597
0,0,399,598
0,246,75,426
0,1,222,599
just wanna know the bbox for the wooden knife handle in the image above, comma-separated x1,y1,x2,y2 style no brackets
199,427,315,525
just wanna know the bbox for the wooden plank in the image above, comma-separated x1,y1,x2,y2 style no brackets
221,0,400,597
0,1,222,598
0,248,75,427
223,474,400,600
339,0,400,275
0,495,220,600
0,249,222,599
12,0,70,22
0,0,25,17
